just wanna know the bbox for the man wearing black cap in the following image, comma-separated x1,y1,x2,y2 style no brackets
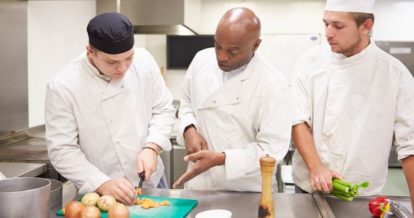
45,13,175,205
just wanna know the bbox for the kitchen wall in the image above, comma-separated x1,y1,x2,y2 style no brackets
28,0,95,126
27,0,414,127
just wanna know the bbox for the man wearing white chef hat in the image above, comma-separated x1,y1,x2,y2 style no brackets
291,0,414,211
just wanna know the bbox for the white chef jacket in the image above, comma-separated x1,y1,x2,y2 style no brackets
177,48,292,192
292,42,414,195
45,48,175,194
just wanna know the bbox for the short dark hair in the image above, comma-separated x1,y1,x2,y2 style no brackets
350,12,375,26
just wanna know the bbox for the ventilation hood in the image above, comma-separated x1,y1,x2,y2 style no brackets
97,0,200,35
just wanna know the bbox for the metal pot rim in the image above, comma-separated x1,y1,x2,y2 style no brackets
0,177,51,194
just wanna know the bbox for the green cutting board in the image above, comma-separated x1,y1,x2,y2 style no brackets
56,195,198,218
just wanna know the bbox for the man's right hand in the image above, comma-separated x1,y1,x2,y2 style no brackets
96,178,136,205
183,126,208,154
309,165,344,193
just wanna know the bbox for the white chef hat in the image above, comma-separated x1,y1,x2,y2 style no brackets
325,0,375,13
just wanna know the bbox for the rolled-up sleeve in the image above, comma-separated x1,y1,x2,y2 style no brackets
394,70,414,160
291,57,312,128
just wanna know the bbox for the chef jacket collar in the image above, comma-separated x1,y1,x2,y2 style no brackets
83,53,111,82
330,42,375,67
222,63,248,83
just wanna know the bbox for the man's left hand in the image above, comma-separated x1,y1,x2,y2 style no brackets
172,150,225,188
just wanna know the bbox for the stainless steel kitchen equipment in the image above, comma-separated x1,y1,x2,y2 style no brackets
0,162,47,178
96,0,199,35
390,201,413,218
325,195,412,218
0,177,51,218
49,179,63,211
0,0,28,135
0,125,60,180
376,41,414,77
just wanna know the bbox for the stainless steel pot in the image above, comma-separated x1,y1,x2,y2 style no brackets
0,177,51,218
49,178,63,216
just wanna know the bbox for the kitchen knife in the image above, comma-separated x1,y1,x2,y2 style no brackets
137,171,145,196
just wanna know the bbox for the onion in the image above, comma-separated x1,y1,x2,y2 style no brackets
81,192,100,206
81,205,101,218
108,203,130,218
97,195,116,211
64,201,85,218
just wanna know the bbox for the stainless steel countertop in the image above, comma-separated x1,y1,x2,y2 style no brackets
54,188,412,218
142,188,325,218
141,189,412,218
324,195,412,218
0,162,47,178
0,125,48,163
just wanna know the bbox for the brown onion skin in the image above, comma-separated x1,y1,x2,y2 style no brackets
80,205,101,218
108,203,130,218
64,201,85,218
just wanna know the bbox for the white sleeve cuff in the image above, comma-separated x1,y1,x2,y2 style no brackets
292,112,312,128
224,149,248,180
146,134,172,151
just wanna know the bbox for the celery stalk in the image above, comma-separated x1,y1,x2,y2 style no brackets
332,192,353,201
333,178,352,187
332,181,350,193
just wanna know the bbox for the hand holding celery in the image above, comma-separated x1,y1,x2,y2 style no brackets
330,178,369,201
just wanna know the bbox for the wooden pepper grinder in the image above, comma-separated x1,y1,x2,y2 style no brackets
258,154,276,218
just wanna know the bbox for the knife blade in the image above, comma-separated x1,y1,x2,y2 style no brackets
137,171,145,196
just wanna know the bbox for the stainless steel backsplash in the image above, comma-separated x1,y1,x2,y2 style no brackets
0,1,28,135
